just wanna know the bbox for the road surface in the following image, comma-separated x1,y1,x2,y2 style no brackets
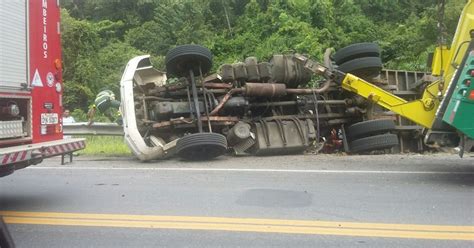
1,154,473,247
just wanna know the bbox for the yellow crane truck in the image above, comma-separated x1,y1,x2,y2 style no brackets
296,0,474,157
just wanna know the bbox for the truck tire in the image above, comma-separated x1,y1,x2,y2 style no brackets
165,44,213,77
337,57,382,78
176,133,227,160
349,134,399,154
346,119,396,141
334,42,380,65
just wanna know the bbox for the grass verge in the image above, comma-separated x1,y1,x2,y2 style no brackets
76,136,131,156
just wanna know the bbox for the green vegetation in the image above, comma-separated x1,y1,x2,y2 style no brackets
60,0,465,116
76,136,131,156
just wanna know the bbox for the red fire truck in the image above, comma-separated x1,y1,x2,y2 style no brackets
0,0,85,177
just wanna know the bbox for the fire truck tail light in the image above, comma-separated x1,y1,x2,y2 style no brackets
54,59,62,70
55,124,61,133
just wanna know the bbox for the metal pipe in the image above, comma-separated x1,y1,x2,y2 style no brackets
158,89,227,97
257,113,351,121
189,69,203,133
245,83,287,97
200,66,213,133
202,89,212,132
209,81,339,115
249,100,346,107
186,85,194,119
285,81,331,94
139,96,172,101
203,82,233,89
209,88,243,116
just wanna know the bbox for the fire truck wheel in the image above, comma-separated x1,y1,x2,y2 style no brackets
337,57,382,78
346,119,396,141
333,42,380,65
176,133,228,160
349,134,399,154
165,44,213,77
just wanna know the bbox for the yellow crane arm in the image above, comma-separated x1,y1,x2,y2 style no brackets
341,74,437,128
437,0,474,92
341,1,474,129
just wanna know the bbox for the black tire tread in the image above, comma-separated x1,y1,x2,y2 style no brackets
165,45,212,64
334,42,380,65
349,134,399,153
347,119,396,141
176,133,227,160
165,44,212,77
337,57,382,77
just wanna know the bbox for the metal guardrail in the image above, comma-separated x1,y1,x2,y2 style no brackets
63,122,124,136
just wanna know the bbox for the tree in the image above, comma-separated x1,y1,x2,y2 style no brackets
61,10,143,110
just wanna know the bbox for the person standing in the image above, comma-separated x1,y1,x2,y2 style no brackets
63,109,75,124
62,109,75,138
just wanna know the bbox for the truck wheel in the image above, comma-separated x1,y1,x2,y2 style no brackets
349,134,399,154
346,119,396,141
176,133,228,160
165,44,213,77
334,42,380,65
337,57,382,78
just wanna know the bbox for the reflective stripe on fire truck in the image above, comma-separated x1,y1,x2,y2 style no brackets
43,140,86,157
0,150,33,166
0,140,86,166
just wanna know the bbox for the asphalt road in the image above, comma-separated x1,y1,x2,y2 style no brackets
1,154,473,247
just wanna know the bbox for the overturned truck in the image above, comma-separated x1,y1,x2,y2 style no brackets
120,43,420,161
120,1,473,161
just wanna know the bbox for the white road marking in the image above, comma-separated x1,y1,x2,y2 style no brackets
28,166,474,175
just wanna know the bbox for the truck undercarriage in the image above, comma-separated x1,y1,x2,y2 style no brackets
120,0,474,162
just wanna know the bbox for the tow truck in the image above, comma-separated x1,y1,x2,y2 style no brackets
326,0,474,157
